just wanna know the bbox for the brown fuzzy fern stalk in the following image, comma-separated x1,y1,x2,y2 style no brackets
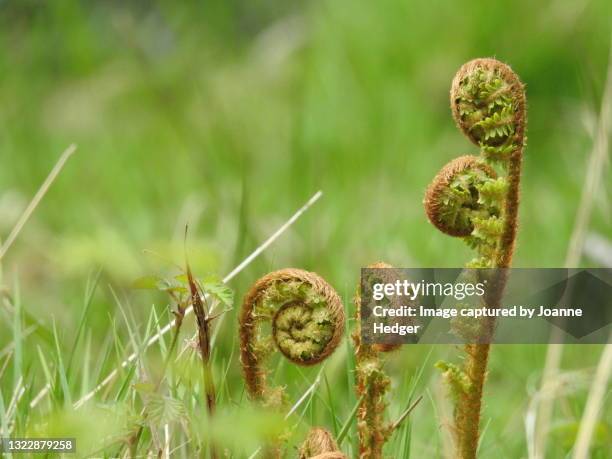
353,262,404,459
239,268,345,407
424,58,526,459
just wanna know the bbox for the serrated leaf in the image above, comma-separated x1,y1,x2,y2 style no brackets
201,275,234,307
477,177,507,207
472,216,504,240
146,393,186,425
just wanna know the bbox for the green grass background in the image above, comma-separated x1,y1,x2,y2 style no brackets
0,0,611,457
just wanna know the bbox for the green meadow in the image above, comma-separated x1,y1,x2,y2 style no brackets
0,1,611,457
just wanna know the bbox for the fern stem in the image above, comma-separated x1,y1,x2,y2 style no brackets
353,262,404,459
496,148,523,268
457,343,490,458
427,58,526,458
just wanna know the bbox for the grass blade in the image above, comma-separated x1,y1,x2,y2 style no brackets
337,394,364,447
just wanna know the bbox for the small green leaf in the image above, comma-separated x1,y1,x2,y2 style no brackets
201,275,234,307
163,285,189,295
146,393,186,425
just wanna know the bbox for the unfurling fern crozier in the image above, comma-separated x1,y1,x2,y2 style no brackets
424,58,527,459
239,268,345,407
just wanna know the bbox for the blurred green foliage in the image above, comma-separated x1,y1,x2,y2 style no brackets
1,0,611,457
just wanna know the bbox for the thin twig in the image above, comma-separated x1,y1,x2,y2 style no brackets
286,372,323,419
0,144,77,260
5,376,25,434
29,190,323,409
391,395,423,431
163,424,170,459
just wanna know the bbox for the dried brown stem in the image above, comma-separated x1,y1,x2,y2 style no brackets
187,265,218,459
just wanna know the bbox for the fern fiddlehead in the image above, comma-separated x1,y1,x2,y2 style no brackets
450,58,526,269
353,262,404,459
239,268,345,407
425,58,526,459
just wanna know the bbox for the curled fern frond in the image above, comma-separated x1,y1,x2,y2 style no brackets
239,268,345,405
450,58,526,156
450,58,526,268
356,261,404,354
424,155,501,238
299,428,347,459
353,261,405,459
426,58,527,459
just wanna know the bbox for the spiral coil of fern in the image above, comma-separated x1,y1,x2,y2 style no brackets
425,58,526,459
451,58,526,268
239,268,345,407
424,155,503,260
